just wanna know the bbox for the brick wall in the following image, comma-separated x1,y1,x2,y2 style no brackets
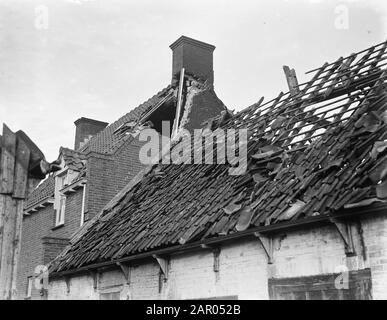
361,214,387,299
47,213,387,300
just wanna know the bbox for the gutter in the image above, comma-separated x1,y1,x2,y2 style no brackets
49,202,387,279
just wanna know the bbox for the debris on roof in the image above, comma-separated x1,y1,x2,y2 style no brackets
79,85,174,154
50,40,387,273
59,147,86,171
24,175,55,209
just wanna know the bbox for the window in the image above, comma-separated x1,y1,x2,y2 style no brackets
55,173,67,226
268,268,372,300
26,277,33,298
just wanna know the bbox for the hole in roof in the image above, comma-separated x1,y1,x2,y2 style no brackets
141,98,177,136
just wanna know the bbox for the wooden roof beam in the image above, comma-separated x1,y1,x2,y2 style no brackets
283,65,300,97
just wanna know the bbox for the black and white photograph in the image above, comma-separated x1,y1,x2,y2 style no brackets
0,0,387,308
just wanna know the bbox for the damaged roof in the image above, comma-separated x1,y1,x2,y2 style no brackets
51,41,387,273
25,175,55,209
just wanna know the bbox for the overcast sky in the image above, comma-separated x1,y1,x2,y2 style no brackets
0,0,386,161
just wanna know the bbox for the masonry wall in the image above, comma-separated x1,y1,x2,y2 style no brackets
51,189,84,238
47,213,387,300
16,189,84,299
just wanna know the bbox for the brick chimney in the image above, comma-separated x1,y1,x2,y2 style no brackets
170,36,215,87
74,117,108,150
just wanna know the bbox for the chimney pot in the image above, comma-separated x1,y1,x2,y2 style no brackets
170,36,215,87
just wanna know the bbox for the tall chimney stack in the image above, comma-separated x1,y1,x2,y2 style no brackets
169,36,215,87
74,117,108,150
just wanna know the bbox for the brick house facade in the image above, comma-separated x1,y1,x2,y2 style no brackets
16,36,227,299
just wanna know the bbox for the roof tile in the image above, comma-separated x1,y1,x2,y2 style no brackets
51,41,387,273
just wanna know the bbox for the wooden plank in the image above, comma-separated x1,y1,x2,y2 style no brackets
12,137,30,199
0,197,18,299
0,124,16,194
329,218,355,255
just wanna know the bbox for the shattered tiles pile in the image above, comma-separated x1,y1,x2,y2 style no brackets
51,41,387,272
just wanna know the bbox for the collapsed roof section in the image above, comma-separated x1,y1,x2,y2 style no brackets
50,40,387,274
80,74,226,154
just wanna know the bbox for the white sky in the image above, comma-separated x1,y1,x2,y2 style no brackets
1,0,386,160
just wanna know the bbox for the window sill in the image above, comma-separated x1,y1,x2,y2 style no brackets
52,223,64,230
